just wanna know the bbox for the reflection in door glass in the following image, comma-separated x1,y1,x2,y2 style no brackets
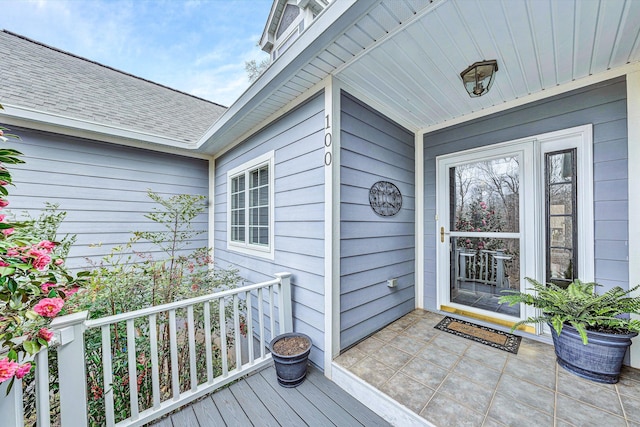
450,237,521,317
451,156,519,233
449,156,521,317
545,149,577,287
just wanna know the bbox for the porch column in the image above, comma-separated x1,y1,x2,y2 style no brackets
415,131,424,309
628,70,640,368
324,75,341,378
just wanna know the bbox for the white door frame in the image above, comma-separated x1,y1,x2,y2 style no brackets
435,125,594,332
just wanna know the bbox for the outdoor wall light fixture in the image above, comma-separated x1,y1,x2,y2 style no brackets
460,60,498,97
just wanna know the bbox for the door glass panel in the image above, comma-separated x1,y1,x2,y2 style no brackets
451,156,520,233
546,149,577,286
450,237,521,316
448,155,521,317
549,184,573,214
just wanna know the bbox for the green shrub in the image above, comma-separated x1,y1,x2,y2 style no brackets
75,191,245,425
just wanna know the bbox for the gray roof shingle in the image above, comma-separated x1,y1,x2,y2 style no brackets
0,30,226,144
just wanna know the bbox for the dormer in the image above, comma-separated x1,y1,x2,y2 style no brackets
259,0,329,62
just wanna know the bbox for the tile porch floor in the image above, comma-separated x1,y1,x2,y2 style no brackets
335,309,640,427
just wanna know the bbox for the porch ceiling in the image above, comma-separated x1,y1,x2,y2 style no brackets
200,0,640,154
336,0,640,132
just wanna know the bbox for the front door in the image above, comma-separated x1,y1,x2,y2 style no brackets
437,145,531,322
435,126,594,329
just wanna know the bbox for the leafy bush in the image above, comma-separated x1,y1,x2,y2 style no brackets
0,107,88,389
75,191,245,425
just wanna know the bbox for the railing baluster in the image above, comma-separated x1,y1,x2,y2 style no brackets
233,294,241,369
219,297,228,376
35,348,50,427
101,325,115,427
482,252,488,283
258,287,265,357
126,319,139,420
204,301,213,383
169,309,180,400
187,305,197,391
149,314,160,410
246,290,254,364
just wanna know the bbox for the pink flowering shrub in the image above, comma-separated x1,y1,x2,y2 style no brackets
33,298,65,318
14,362,31,379
37,328,54,342
0,103,88,385
455,197,505,251
0,358,18,382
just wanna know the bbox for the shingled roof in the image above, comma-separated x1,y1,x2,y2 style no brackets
0,30,226,145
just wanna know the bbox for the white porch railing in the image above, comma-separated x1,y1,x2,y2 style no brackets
0,272,293,427
455,249,512,288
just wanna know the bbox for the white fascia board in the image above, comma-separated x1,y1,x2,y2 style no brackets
0,103,210,159
197,0,373,153
213,78,326,160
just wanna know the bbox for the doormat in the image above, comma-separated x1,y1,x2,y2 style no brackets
434,317,521,354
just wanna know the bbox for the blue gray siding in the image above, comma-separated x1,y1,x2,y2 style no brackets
214,93,326,368
6,128,209,269
423,77,628,309
340,92,415,350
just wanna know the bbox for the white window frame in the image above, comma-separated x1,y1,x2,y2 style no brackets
227,151,275,260
537,125,595,285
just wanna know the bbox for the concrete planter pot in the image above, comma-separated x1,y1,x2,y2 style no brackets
269,332,311,388
550,323,637,384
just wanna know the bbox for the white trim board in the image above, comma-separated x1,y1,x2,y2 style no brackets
323,75,341,378
627,70,640,369
208,158,216,263
415,130,425,309
0,104,211,160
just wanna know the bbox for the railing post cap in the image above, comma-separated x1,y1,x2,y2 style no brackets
274,272,292,279
50,311,89,329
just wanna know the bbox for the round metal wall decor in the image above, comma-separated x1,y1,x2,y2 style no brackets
369,181,402,217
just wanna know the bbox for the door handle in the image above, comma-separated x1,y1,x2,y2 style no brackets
440,227,445,243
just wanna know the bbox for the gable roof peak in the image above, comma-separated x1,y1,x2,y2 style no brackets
259,0,329,54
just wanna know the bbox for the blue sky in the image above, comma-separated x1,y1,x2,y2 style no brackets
1,0,274,106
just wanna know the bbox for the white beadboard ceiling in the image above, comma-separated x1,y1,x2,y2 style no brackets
336,0,640,131
202,0,640,153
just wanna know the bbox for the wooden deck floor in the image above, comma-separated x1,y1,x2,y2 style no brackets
152,365,391,426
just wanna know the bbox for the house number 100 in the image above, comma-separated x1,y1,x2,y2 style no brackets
324,113,332,166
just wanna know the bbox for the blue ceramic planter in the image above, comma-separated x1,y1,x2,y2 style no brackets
550,324,637,384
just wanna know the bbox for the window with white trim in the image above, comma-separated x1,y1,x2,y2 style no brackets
227,151,275,258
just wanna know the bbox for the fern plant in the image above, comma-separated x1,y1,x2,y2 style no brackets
499,278,640,344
